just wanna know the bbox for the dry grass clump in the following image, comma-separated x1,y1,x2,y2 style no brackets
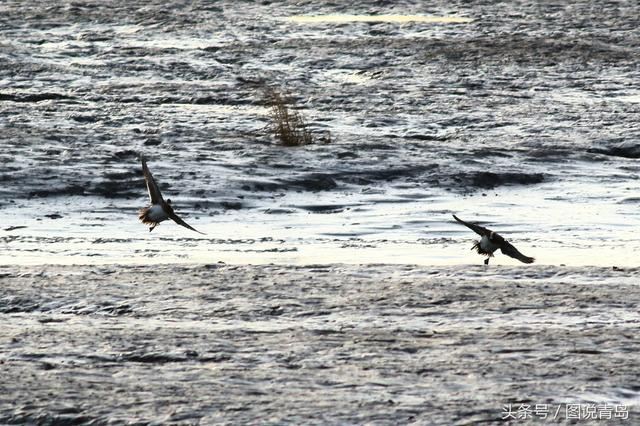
264,88,315,146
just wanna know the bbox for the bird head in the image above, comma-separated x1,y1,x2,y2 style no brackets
164,199,175,214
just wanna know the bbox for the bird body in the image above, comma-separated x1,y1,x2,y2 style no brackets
140,204,168,225
139,158,205,235
453,214,533,265
477,234,500,255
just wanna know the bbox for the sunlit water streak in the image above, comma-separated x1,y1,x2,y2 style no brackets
2,180,638,267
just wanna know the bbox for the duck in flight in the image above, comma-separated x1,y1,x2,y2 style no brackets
453,214,534,265
139,157,205,235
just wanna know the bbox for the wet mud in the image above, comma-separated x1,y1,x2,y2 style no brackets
1,2,640,423
1,263,639,424
2,1,639,205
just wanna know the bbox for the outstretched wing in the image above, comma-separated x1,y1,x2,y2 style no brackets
500,241,535,264
168,211,206,235
452,214,492,236
142,157,164,204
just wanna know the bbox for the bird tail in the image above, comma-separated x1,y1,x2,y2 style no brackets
138,207,155,225
472,241,493,257
138,207,149,221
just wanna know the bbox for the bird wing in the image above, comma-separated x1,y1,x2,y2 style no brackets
500,241,535,264
142,158,164,204
168,211,206,235
452,214,492,236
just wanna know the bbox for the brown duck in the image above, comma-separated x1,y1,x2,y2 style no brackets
453,215,534,265
138,158,205,235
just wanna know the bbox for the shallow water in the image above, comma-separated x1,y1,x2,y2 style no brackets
2,1,640,267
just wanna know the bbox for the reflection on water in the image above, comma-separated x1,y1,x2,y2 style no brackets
162,103,269,115
2,181,639,268
615,94,640,103
285,15,473,24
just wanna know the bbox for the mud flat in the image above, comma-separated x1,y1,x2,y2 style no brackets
1,1,640,265
1,263,638,424
1,1,640,423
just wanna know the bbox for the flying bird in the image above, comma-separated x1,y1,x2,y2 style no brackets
452,214,534,265
138,157,205,235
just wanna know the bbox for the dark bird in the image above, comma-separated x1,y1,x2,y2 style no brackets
453,214,534,265
138,158,205,235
